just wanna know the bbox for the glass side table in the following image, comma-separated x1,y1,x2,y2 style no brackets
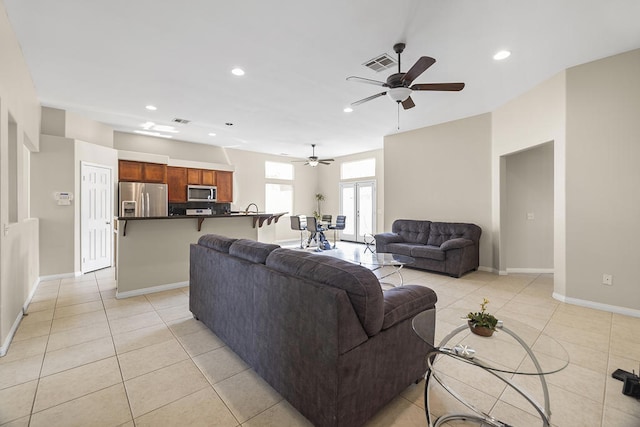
412,312,569,427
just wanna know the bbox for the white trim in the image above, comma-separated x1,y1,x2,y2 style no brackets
499,270,508,276
1,277,40,357
39,271,80,282
553,292,640,318
116,281,188,299
506,268,554,274
168,158,234,172
478,266,498,274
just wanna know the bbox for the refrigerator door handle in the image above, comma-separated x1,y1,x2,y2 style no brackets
146,193,150,217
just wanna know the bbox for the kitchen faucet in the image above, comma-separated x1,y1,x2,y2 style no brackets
244,203,259,214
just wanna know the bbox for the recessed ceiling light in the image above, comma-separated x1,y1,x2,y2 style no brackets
493,50,511,61
145,105,157,111
343,107,353,113
231,68,245,76
208,132,217,137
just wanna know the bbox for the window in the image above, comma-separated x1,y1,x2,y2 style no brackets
265,161,294,180
265,183,293,214
265,161,293,214
341,158,375,180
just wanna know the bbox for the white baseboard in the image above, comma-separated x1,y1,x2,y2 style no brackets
39,272,79,282
116,281,189,299
477,266,498,274
553,292,640,318
1,277,40,357
506,268,554,274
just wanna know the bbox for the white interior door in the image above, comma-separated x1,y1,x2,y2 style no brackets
81,163,112,273
339,181,376,242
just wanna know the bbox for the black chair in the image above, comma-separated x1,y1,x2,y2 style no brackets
290,215,307,248
327,215,346,248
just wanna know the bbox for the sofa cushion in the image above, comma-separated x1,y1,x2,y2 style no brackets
409,245,445,262
427,222,480,246
384,243,417,257
229,239,280,264
391,219,431,244
266,248,384,336
197,234,237,253
382,285,438,330
440,238,473,251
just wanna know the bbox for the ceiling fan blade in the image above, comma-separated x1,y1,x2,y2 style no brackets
318,158,334,162
401,96,415,110
411,82,465,91
401,56,436,85
291,160,309,162
319,161,332,165
346,76,387,87
351,91,387,107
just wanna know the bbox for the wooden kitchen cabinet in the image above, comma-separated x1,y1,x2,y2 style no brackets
187,168,202,185
167,166,188,202
216,171,233,202
119,160,167,183
201,169,216,186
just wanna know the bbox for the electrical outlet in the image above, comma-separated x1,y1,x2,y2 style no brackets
602,274,613,286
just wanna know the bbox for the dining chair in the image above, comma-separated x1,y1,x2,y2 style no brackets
306,216,330,251
290,215,308,248
327,215,346,248
321,214,332,224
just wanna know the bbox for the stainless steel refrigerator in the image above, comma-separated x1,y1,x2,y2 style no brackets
119,182,168,217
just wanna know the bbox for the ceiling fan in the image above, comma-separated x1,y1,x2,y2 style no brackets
291,144,334,167
347,43,465,110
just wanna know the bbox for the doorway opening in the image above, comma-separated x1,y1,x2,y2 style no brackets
339,181,376,242
81,162,113,273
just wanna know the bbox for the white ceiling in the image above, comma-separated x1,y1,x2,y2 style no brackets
5,0,640,160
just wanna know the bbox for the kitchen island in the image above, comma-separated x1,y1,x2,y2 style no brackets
115,212,286,298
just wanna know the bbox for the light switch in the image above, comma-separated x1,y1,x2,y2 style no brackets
526,212,535,220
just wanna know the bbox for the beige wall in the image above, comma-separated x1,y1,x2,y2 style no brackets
565,49,640,311
505,142,554,270
0,1,41,354
383,114,493,269
492,72,567,294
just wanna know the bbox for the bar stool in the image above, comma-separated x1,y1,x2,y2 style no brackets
327,215,346,248
290,215,307,248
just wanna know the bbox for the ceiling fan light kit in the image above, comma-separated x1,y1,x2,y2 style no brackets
291,144,334,167
347,42,465,112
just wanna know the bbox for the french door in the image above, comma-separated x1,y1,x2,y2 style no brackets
81,162,113,273
339,181,376,242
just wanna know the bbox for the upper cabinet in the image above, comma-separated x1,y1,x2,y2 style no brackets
167,166,188,203
187,168,202,185
201,169,216,186
216,171,233,202
119,160,167,183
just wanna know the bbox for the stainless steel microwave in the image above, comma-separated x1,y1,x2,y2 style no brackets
187,185,217,202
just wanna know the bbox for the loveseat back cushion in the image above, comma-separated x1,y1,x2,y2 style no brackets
229,239,281,264
391,219,431,244
197,234,237,253
266,248,384,336
427,222,481,247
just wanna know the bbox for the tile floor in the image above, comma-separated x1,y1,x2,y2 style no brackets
1,242,639,426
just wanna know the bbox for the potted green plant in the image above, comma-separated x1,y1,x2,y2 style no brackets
313,193,325,220
466,298,498,337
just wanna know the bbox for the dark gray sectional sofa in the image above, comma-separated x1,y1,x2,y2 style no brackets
375,219,482,278
189,234,438,427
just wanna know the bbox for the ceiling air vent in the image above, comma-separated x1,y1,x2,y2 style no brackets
363,53,397,72
172,118,191,125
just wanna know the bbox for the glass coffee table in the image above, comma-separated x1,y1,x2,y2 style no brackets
412,312,569,427
321,248,414,286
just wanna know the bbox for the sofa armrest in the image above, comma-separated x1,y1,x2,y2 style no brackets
382,285,437,330
374,233,404,252
440,238,473,251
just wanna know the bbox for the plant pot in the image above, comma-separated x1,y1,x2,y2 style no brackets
468,321,494,337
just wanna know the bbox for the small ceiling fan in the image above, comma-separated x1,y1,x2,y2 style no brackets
347,43,465,110
291,144,334,167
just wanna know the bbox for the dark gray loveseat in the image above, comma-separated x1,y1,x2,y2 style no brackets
375,219,481,278
190,234,438,427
